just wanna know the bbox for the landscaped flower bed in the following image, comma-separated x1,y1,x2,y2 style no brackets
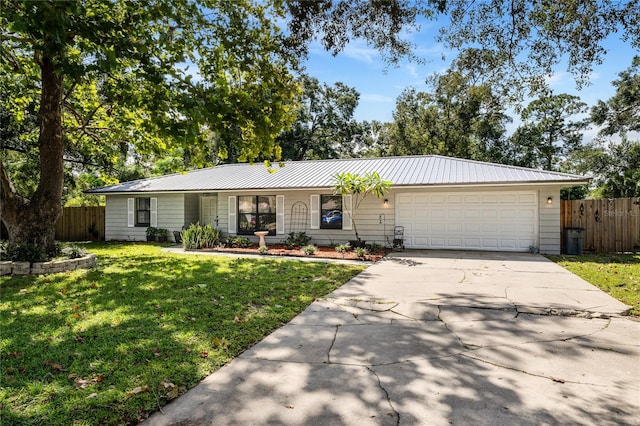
200,244,389,262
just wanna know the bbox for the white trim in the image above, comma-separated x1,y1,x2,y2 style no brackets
276,195,285,235
150,198,158,227
127,198,135,227
228,196,237,234
342,194,352,231
310,195,319,230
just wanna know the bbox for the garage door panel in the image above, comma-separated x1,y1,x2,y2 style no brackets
482,223,499,232
414,237,431,246
447,223,463,232
519,193,537,203
431,209,446,218
431,223,446,232
396,191,538,252
414,223,428,232
482,209,498,218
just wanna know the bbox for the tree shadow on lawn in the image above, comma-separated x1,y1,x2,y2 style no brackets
148,296,639,425
0,247,363,425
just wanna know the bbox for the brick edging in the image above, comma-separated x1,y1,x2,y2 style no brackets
0,254,97,276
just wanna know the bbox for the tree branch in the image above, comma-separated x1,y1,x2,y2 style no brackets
0,33,33,44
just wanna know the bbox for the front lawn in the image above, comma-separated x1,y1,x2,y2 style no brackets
547,253,640,316
0,243,365,425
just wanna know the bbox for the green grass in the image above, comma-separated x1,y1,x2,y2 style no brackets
0,243,365,425
547,253,640,316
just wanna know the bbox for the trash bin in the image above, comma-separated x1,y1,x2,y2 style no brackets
564,227,585,255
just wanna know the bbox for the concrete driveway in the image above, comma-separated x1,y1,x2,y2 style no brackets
145,251,639,426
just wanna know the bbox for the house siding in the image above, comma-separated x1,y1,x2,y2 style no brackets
538,187,561,254
105,194,186,242
105,183,564,253
220,189,393,247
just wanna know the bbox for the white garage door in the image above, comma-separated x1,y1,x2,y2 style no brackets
396,191,538,251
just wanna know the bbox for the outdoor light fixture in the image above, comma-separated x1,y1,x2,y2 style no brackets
384,198,389,207
547,196,553,205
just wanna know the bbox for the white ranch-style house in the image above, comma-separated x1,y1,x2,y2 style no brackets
87,155,589,254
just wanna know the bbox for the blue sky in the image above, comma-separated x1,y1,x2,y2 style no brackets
301,17,638,141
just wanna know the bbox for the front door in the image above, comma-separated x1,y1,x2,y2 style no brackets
200,196,218,228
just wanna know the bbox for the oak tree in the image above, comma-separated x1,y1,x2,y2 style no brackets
1,0,298,256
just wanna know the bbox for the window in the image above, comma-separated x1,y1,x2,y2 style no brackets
136,197,151,226
238,195,276,235
320,195,342,229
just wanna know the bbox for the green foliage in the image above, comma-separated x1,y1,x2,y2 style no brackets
548,253,640,316
6,242,47,264
286,1,637,99
386,67,510,161
511,93,588,171
591,56,640,137
301,245,317,255
282,232,312,249
60,244,87,259
335,243,351,254
0,243,365,424
278,74,362,160
436,1,639,97
284,0,425,65
181,223,222,249
225,236,252,249
354,247,368,258
332,171,392,241
570,138,640,198
258,245,269,254
145,227,158,237
366,243,382,253
1,0,300,256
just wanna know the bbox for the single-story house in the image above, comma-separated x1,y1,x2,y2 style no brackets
86,155,589,254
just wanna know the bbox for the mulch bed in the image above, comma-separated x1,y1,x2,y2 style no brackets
201,244,390,262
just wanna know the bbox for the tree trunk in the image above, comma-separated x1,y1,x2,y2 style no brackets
0,55,64,257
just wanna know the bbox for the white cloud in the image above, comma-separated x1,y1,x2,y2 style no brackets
342,43,379,64
405,63,419,79
545,71,570,87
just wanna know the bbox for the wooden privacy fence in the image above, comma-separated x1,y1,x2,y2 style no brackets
55,206,105,242
561,198,640,253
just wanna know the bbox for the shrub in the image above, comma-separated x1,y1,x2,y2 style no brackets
301,245,316,255
258,245,268,254
366,243,382,253
181,223,222,249
145,227,158,241
335,243,350,254
355,247,368,258
156,228,169,242
229,236,252,248
282,232,311,249
61,244,87,259
7,242,48,264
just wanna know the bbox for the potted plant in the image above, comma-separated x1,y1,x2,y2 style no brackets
145,227,157,242
332,171,391,247
156,228,168,243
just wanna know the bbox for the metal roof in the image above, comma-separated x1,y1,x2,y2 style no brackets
86,155,589,194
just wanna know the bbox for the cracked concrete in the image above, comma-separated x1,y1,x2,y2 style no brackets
145,250,639,426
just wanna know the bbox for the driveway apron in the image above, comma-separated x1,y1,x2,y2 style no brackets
145,251,639,426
